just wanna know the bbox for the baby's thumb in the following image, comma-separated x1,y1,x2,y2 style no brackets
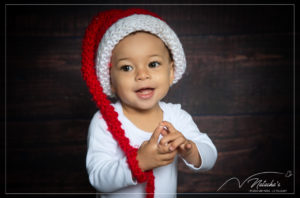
150,124,163,143
179,142,192,153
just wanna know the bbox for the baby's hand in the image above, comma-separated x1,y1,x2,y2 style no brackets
136,123,177,172
159,121,193,158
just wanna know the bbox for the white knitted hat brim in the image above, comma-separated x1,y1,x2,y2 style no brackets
96,14,186,97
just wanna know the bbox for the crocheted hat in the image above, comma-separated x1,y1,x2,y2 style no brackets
81,8,186,198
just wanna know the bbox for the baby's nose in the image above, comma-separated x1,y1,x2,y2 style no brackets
136,67,150,81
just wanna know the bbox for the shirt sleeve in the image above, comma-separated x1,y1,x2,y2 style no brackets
170,104,218,172
86,111,137,193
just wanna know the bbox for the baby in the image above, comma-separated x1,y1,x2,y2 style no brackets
82,8,217,198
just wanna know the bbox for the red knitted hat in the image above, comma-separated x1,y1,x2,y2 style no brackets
81,8,186,197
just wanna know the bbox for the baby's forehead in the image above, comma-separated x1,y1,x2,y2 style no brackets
112,31,172,60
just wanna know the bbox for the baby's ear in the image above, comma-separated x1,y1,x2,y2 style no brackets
169,61,175,86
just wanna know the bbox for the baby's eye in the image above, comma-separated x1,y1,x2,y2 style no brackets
120,65,133,72
148,61,161,68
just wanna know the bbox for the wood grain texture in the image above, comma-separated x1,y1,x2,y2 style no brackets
7,5,293,37
5,4,295,195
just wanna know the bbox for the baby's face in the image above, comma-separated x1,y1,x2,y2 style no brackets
110,32,174,111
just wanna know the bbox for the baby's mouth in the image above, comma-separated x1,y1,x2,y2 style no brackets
135,87,155,99
136,87,154,93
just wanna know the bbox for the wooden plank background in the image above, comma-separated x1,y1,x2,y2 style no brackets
4,4,295,197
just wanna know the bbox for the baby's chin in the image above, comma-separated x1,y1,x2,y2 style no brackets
130,100,160,112
120,98,161,113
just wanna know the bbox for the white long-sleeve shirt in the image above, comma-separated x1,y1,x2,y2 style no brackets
86,101,217,198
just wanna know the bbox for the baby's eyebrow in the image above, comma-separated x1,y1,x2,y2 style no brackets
148,54,161,58
116,54,162,62
117,57,130,62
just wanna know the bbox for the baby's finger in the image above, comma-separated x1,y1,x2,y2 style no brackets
160,150,177,161
150,124,163,144
185,143,192,150
181,142,192,151
157,143,171,154
159,133,179,146
179,143,185,150
169,136,186,151
161,127,169,136
161,121,177,134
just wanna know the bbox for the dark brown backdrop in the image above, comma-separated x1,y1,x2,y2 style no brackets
4,3,295,197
